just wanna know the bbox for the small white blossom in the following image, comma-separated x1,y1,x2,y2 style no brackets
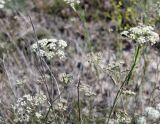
31,38,67,60
35,112,42,119
122,90,136,96
12,92,47,123
136,116,146,124
64,0,80,11
54,98,68,111
56,50,65,59
79,83,96,97
120,30,129,36
34,91,47,105
20,101,26,106
130,27,142,35
0,0,5,9
21,113,30,122
59,39,67,48
144,107,160,121
156,103,160,112
116,110,132,124
17,98,23,103
23,94,33,101
121,24,159,45
137,37,146,44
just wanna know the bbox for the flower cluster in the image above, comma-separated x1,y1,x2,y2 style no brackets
53,98,67,111
12,92,47,123
121,24,159,45
116,110,131,124
87,52,124,71
31,38,67,60
153,2,160,17
87,52,103,66
79,83,96,97
136,116,146,124
136,104,160,124
0,0,5,8
64,0,80,11
122,90,136,96
144,107,160,121
59,73,73,84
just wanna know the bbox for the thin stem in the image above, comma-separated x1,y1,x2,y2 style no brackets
77,78,81,124
75,6,92,52
106,45,141,124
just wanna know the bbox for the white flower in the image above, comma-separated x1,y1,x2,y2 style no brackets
156,103,160,112
122,90,136,96
129,26,142,35
38,39,48,47
64,0,80,5
21,113,30,122
56,50,65,59
121,24,159,45
137,37,146,44
144,107,160,120
0,4,4,8
17,98,23,103
48,43,56,49
59,39,67,48
13,93,47,122
54,98,67,111
129,34,136,40
136,116,146,124
21,101,26,106
79,84,96,97
64,0,80,11
37,49,45,57
35,112,42,118
0,0,5,4
17,107,23,113
23,94,33,101
34,91,47,105
31,38,67,60
48,38,57,43
120,31,129,36
0,0,5,9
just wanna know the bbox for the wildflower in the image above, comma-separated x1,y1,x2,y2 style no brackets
35,112,42,119
156,103,160,112
54,98,68,111
56,50,65,59
79,83,96,97
64,0,80,11
59,73,73,84
34,91,47,105
144,107,160,121
116,110,131,124
87,52,105,69
136,116,146,124
121,24,159,45
23,94,33,101
12,92,47,123
31,38,67,60
0,0,5,9
122,90,136,96
16,79,26,85
59,39,67,48
152,2,160,17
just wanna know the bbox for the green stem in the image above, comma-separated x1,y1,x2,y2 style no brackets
76,6,92,52
106,45,141,124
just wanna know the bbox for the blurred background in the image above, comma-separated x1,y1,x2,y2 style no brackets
0,0,160,123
